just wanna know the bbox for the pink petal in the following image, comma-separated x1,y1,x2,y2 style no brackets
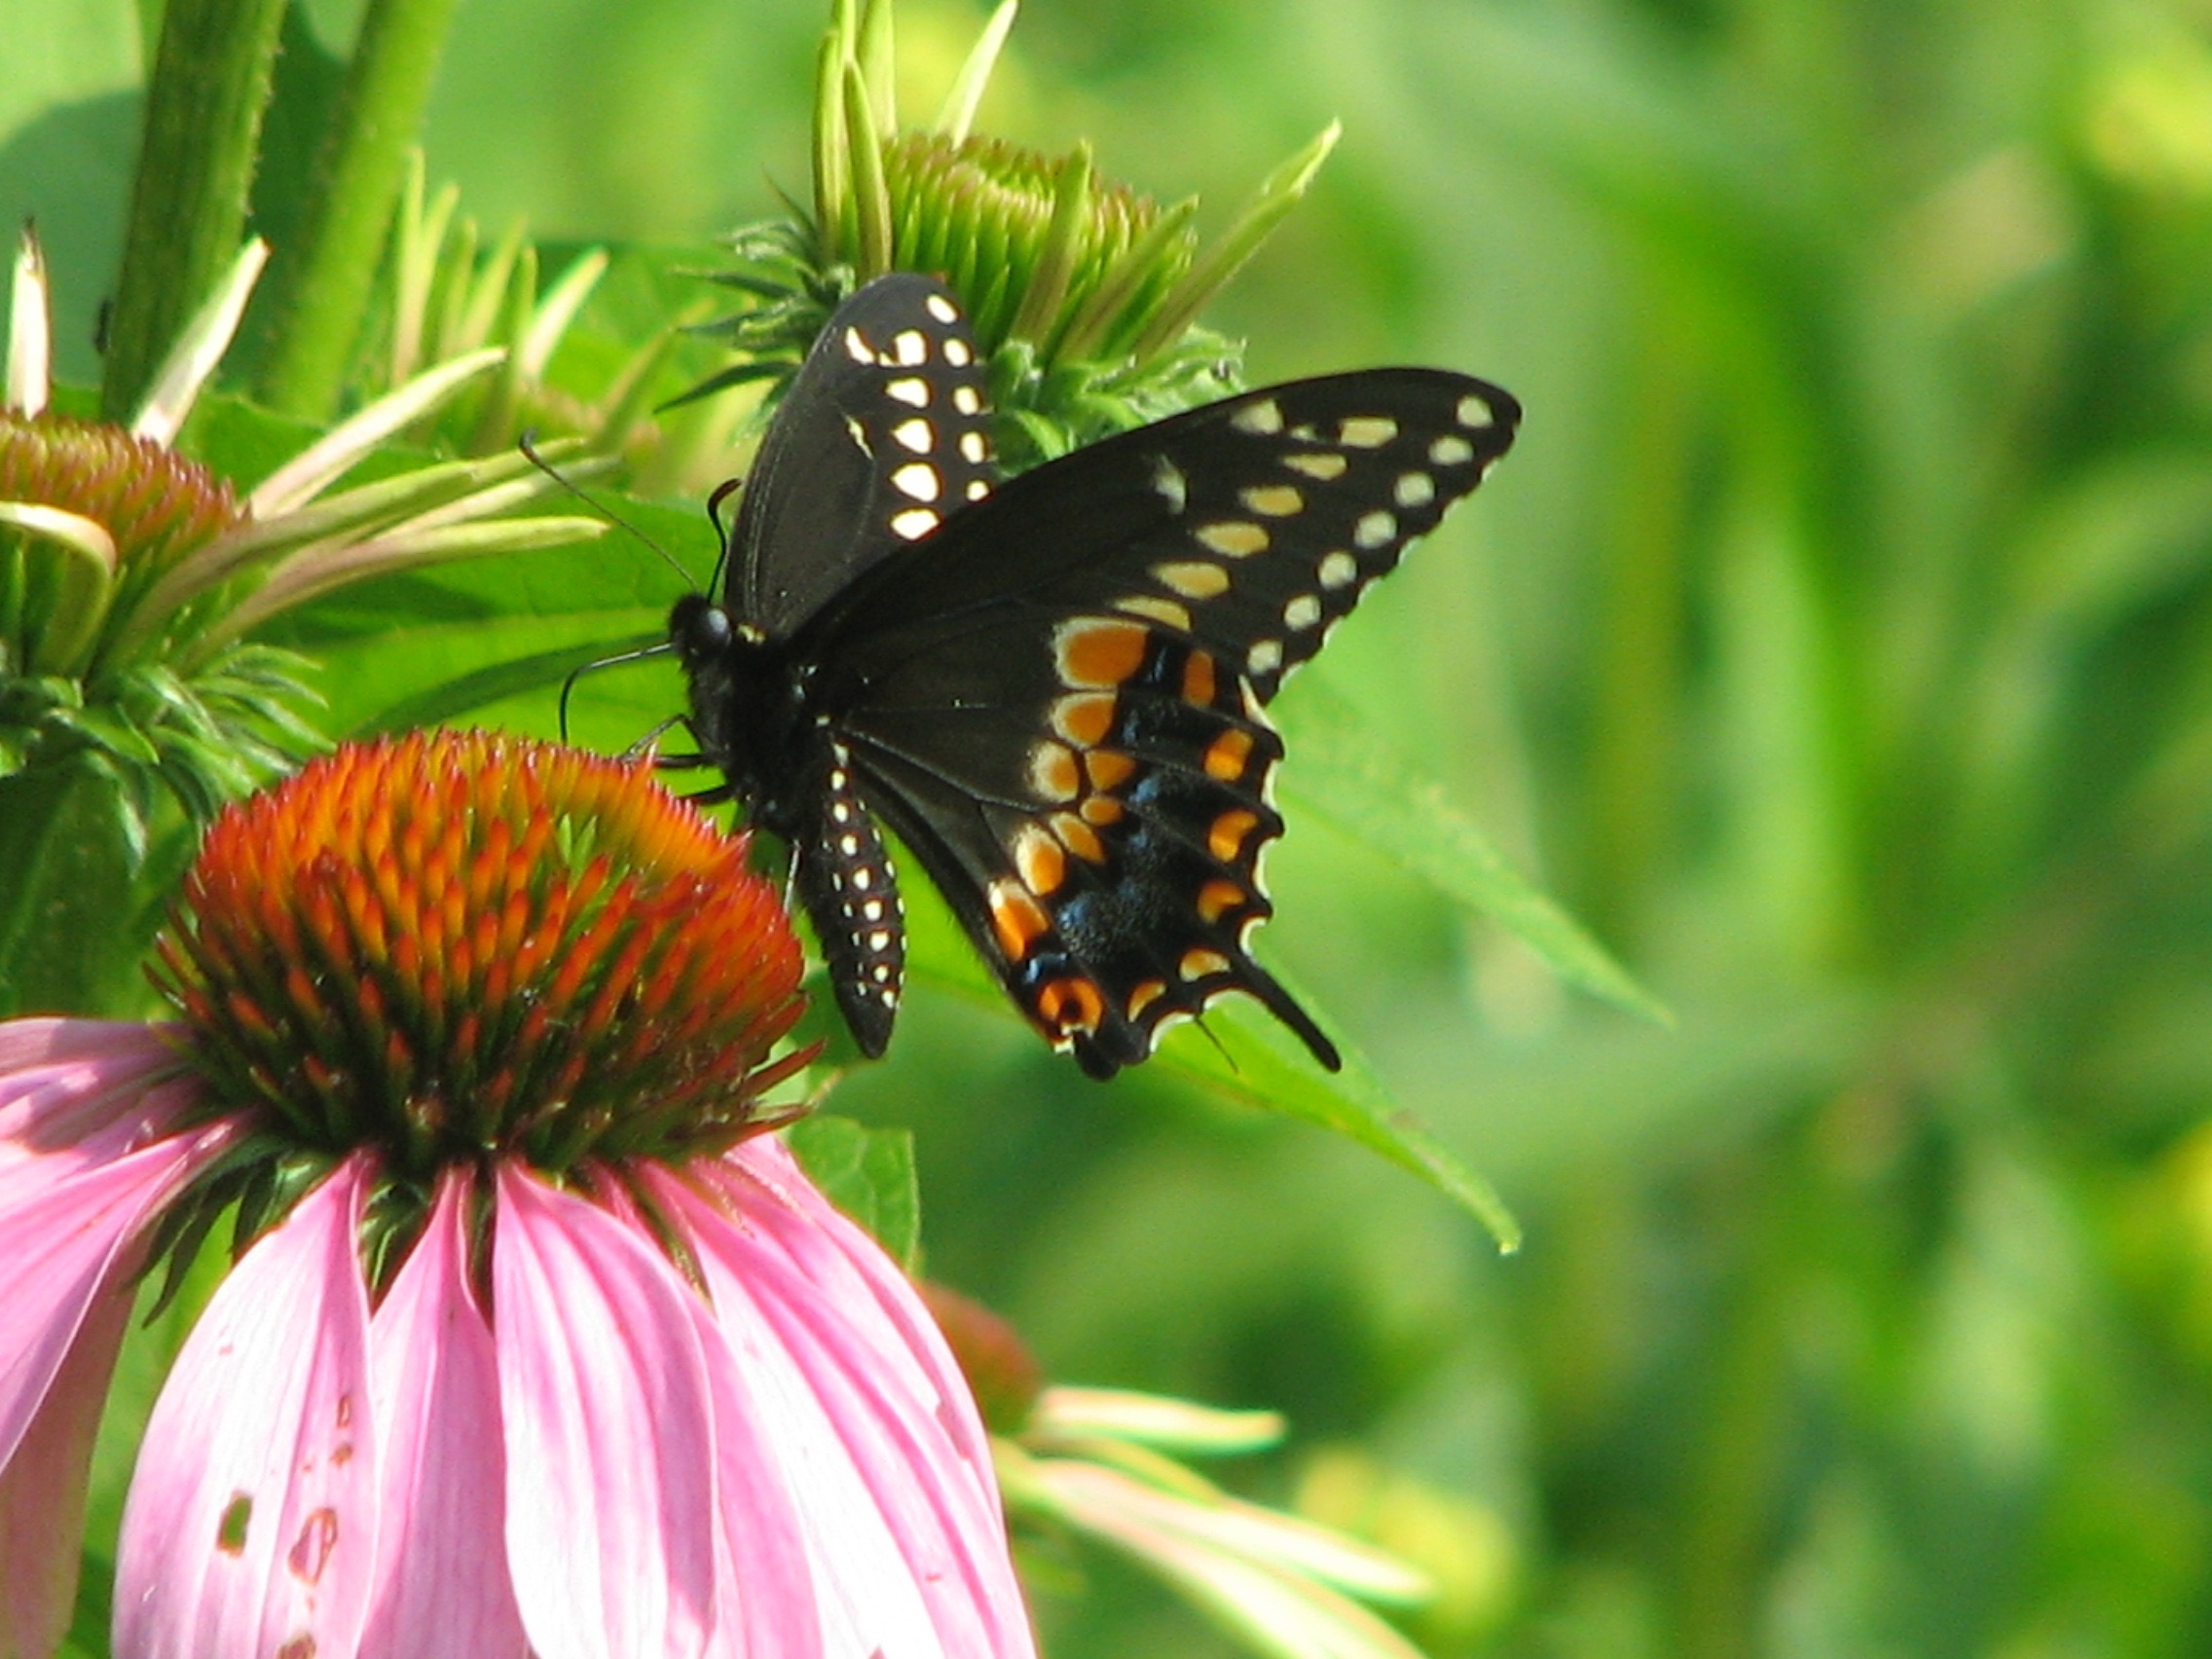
0,1040,202,1177
662,1150,1035,1659
115,1156,380,1659
0,1016,173,1076
0,1279,132,1659
492,1165,719,1659
359,1170,528,1659
0,1129,208,1471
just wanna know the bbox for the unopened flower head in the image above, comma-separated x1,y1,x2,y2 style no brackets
0,225,602,827
0,731,1034,1659
693,0,1339,466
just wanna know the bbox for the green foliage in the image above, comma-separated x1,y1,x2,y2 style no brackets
18,0,2212,1652
786,1112,924,1269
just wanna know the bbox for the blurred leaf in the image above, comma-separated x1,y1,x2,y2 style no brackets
1151,986,1523,1252
784,1112,922,1270
1279,680,1667,1024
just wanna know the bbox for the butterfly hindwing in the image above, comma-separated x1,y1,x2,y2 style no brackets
727,273,997,636
789,359,1519,1074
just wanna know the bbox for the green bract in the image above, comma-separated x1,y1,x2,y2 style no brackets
690,0,1339,468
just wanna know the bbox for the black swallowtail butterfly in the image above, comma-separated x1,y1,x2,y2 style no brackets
670,273,1519,1079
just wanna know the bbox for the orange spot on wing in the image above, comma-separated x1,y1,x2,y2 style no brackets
987,880,1052,961
1036,976,1105,1036
1051,693,1118,747
1203,729,1254,781
1208,809,1259,863
1126,978,1169,1019
1014,826,1067,897
1179,947,1232,980
1057,619,1149,687
1052,812,1108,863
1085,750,1136,792
1198,880,1244,922
1182,651,1218,707
1029,742,1081,802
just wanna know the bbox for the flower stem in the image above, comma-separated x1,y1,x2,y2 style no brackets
254,0,465,419
98,0,287,423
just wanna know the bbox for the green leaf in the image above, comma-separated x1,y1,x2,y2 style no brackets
1278,680,1669,1025
783,1114,922,1271
886,826,1519,1243
1149,970,1522,1251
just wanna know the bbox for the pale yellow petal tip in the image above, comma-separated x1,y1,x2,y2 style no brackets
8,220,52,416
130,239,269,447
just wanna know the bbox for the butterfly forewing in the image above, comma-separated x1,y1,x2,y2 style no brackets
798,361,1518,1075
727,273,997,637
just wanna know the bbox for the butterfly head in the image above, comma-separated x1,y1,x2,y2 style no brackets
669,591,734,665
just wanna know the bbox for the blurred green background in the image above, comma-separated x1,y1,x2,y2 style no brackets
17,0,2212,1651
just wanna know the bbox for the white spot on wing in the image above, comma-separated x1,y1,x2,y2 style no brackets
891,329,929,365
1285,594,1322,630
1338,416,1397,448
1195,521,1268,558
843,327,874,362
1116,594,1192,630
1394,471,1435,508
1354,510,1396,549
1232,398,1283,434
1151,454,1188,513
959,431,988,462
1240,484,1304,517
1248,639,1284,677
925,293,958,323
891,461,941,501
1456,393,1494,428
943,338,973,367
952,385,981,415
1284,451,1348,481
1154,560,1230,598
890,506,940,539
1430,434,1475,466
887,377,930,407
892,417,934,453
1318,551,1358,590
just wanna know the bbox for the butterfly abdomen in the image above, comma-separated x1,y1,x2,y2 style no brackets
793,741,906,1057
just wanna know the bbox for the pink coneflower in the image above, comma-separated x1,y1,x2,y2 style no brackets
0,729,1036,1659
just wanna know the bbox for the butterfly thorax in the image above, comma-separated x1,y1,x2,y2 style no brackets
668,592,815,836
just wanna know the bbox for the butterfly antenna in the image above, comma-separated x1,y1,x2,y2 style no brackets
559,642,675,741
706,476,743,598
519,432,700,592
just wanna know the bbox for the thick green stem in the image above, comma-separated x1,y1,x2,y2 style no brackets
255,0,464,418
99,0,287,422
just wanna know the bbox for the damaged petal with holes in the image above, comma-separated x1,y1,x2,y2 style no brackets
0,731,1035,1659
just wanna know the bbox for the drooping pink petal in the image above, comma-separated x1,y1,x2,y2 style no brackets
0,1129,210,1471
0,1277,132,1659
0,1025,201,1175
491,1165,719,1659
577,1177,823,1659
115,1155,380,1659
359,1169,527,1659
660,1148,1036,1659
0,1016,172,1076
